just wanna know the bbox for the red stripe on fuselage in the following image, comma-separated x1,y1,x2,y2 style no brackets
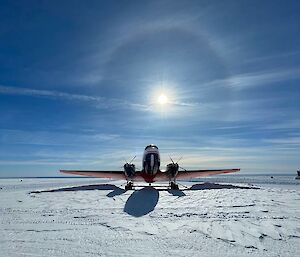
140,171,157,183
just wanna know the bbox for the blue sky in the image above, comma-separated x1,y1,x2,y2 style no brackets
0,0,300,176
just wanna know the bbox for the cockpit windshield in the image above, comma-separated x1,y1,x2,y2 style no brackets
145,144,158,150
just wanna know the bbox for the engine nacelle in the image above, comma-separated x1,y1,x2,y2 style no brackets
124,163,135,178
166,163,179,179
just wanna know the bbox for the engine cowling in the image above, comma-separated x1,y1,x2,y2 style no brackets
166,163,179,179
124,163,135,178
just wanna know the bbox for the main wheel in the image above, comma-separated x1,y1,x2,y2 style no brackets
170,182,179,190
125,182,133,190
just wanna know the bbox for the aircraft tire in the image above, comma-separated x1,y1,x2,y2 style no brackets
170,182,179,190
125,183,133,190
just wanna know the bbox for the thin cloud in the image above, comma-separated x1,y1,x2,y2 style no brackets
0,129,121,146
0,85,148,111
1,132,299,173
261,120,300,130
0,85,205,116
264,137,300,145
228,68,300,89
0,160,81,166
245,50,300,64
197,68,300,90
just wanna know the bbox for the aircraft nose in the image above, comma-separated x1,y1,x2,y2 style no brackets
150,154,154,169
144,153,159,174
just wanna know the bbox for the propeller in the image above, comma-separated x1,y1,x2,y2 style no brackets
169,156,186,171
123,155,137,178
127,156,141,171
167,156,186,186
122,156,137,170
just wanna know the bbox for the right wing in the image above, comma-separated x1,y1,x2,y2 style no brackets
176,168,240,180
153,168,240,181
60,170,126,179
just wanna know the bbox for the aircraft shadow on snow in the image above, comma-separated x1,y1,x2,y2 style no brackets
30,183,257,217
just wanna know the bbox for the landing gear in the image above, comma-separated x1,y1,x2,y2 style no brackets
170,181,179,190
125,182,133,190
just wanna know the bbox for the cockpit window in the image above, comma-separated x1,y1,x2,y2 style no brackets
145,144,158,150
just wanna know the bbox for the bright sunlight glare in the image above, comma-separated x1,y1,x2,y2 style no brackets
158,94,168,105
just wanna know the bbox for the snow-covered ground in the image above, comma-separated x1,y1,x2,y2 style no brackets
0,176,299,257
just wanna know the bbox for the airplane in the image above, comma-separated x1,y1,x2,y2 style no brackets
60,144,240,190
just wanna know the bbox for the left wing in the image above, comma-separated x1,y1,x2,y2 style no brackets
60,170,126,179
60,170,147,181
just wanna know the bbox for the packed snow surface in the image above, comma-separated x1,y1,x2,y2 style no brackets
0,176,299,257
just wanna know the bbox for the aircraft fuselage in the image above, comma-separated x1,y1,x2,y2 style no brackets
141,144,160,183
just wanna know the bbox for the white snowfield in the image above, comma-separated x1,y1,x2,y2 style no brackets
0,176,299,257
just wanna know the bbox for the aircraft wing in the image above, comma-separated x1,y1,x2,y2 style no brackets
60,168,240,182
60,170,157,182
151,168,239,181
175,168,240,180
60,170,125,179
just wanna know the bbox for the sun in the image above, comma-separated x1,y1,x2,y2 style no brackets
157,94,168,105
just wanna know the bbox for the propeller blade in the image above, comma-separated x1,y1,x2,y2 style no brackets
179,165,187,172
176,157,183,164
169,156,175,164
129,155,136,164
